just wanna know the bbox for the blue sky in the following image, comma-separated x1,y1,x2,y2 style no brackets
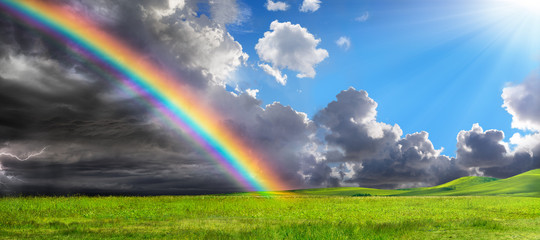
227,0,540,155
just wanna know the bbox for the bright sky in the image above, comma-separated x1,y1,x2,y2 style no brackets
227,0,540,155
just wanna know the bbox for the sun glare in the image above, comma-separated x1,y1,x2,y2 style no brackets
486,0,540,16
511,0,540,14
493,0,540,17
477,0,540,54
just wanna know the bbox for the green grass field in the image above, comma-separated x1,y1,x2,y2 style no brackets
1,169,539,239
1,196,539,239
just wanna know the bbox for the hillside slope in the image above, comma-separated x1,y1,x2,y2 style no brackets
282,169,539,197
394,176,500,196
430,168,540,197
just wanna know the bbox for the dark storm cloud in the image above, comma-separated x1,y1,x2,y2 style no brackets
0,55,110,141
1,149,241,195
0,52,229,194
0,0,319,194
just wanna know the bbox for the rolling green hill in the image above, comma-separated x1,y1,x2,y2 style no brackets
429,168,540,197
281,169,540,197
393,176,500,196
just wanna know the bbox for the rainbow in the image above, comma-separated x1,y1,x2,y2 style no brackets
0,0,287,192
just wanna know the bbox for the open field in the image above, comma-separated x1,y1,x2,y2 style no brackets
1,195,539,239
1,169,539,239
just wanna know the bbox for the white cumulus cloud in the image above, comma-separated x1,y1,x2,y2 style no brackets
266,0,289,11
140,2,249,86
502,76,540,131
300,0,321,12
255,20,328,81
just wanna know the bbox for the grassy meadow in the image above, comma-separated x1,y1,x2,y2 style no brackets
1,195,539,239
1,169,539,239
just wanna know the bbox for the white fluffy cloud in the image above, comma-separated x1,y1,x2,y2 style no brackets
336,36,351,50
300,0,321,12
245,88,259,98
140,1,249,86
258,63,288,85
510,132,540,153
266,0,289,11
255,20,328,81
502,76,540,131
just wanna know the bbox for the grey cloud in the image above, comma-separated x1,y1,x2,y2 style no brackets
205,87,318,188
456,124,508,168
456,123,540,178
1,153,239,195
478,151,536,178
302,158,340,187
0,52,228,194
348,132,467,188
313,88,467,188
314,88,401,163
63,0,248,87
